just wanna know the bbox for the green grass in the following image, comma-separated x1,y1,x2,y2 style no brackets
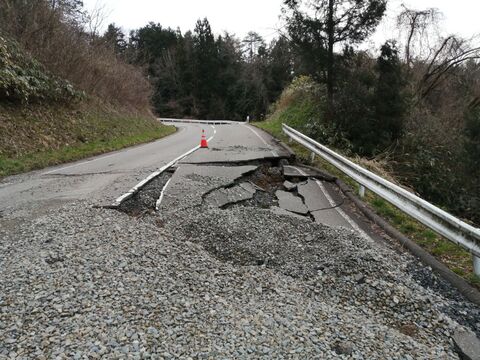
368,196,473,276
0,102,176,177
261,97,323,138
255,116,479,290
0,126,175,177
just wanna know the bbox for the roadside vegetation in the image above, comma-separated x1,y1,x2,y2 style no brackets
0,101,175,177
252,0,480,287
269,0,480,228
0,1,174,177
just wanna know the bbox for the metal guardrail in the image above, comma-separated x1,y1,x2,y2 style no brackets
282,123,480,275
159,118,237,125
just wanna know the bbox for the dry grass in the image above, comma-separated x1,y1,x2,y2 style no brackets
353,156,397,183
0,0,151,111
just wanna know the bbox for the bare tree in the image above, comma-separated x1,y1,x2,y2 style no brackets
84,2,110,39
420,36,480,99
396,5,442,68
396,5,480,100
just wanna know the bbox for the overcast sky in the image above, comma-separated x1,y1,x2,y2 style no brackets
82,0,479,44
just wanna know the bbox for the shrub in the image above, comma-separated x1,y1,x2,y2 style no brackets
0,35,81,103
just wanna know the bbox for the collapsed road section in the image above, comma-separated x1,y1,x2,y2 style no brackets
114,141,480,358
119,157,370,239
2,123,479,358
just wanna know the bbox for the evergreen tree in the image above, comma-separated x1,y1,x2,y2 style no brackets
131,23,178,66
283,0,387,111
465,108,480,172
242,32,266,62
103,23,127,55
193,18,219,117
267,38,293,102
373,41,407,148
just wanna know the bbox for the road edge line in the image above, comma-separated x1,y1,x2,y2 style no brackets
112,145,200,207
292,166,371,241
242,124,279,157
155,178,172,211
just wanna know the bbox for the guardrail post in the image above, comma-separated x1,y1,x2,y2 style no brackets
474,256,480,276
358,185,366,198
310,152,315,164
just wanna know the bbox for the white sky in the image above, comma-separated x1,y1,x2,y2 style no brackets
83,0,479,44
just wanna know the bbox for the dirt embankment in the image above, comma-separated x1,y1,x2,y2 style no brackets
0,101,175,177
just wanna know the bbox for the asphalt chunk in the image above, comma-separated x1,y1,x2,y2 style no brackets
205,183,256,208
275,190,309,215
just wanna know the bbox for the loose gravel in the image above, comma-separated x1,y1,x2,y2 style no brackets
1,164,479,359
118,172,173,216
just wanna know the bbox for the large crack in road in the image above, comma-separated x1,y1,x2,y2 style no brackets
118,159,348,223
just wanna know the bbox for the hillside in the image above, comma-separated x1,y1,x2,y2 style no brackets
0,34,174,177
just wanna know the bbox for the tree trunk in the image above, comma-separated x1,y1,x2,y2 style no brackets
327,0,335,120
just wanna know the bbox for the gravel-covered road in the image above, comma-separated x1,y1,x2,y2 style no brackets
1,122,479,359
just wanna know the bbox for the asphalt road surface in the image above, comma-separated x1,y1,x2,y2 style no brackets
0,123,210,215
1,121,479,359
0,121,371,234
0,123,285,217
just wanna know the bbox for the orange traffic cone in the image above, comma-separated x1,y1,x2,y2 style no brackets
200,129,208,148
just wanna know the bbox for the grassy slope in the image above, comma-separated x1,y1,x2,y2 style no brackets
0,101,175,177
0,33,176,177
256,112,480,289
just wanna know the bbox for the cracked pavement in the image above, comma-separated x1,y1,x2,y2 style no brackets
1,121,479,359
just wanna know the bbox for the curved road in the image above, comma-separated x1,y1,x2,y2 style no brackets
0,122,284,219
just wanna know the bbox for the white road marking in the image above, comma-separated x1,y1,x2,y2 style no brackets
42,152,120,175
315,179,371,240
113,126,216,207
294,166,371,240
42,127,187,176
242,124,279,157
155,178,172,211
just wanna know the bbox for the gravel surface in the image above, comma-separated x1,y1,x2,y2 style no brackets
1,163,479,358
118,172,174,216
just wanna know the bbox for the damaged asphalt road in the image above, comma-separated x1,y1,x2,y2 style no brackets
1,122,480,358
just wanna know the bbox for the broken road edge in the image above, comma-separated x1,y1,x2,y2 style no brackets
273,137,480,307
